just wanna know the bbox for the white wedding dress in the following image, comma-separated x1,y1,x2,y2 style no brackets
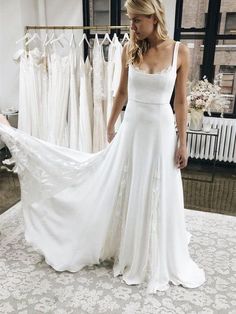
13,48,43,139
92,34,109,152
0,41,206,294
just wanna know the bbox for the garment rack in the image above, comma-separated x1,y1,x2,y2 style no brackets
24,25,130,57
25,25,130,32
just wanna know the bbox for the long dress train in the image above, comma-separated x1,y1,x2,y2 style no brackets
0,41,206,294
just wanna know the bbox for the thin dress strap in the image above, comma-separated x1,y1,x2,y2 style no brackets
172,41,180,70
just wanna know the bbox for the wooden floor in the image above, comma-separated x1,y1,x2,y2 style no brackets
182,159,236,216
0,156,235,216
0,169,20,215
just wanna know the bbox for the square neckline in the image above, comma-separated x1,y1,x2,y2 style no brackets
130,41,178,76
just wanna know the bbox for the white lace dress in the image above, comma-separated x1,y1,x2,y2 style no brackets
47,52,70,147
107,35,122,132
92,35,108,152
79,53,93,153
13,48,45,138
67,46,80,150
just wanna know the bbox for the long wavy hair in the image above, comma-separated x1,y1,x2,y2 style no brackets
124,0,169,65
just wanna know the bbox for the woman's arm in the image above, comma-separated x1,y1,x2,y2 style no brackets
173,42,190,168
174,42,190,146
107,43,129,143
0,114,11,127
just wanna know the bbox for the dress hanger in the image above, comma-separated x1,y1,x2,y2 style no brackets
41,33,49,57
43,33,49,46
24,32,42,47
112,33,118,43
45,30,64,48
121,32,130,45
69,29,76,48
79,33,91,48
94,33,100,45
100,33,112,46
16,32,31,45
50,31,69,47
45,30,55,46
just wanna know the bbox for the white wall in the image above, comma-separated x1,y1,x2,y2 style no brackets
163,0,176,38
0,0,22,112
0,0,83,112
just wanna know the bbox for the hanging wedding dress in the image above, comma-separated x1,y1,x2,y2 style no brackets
107,34,123,132
67,46,80,150
111,34,123,131
13,48,43,138
40,46,49,141
79,53,93,153
92,34,108,153
0,40,206,294
47,44,70,147
13,49,32,135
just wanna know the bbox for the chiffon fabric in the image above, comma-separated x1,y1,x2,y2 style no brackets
92,34,108,153
67,46,80,150
13,34,124,152
47,52,70,147
13,48,43,138
107,34,122,132
0,40,206,294
13,43,92,151
79,52,93,153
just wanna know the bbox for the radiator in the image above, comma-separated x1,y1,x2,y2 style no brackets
186,117,236,163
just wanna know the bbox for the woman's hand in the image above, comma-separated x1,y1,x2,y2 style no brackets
175,144,188,169
0,114,11,126
107,126,116,143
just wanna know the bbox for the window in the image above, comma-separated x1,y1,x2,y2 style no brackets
182,0,209,28
175,0,236,117
204,12,221,44
90,0,110,32
224,12,236,44
219,65,236,114
121,0,129,31
219,65,235,94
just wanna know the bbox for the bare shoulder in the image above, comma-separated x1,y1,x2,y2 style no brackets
121,42,129,68
177,42,190,71
178,42,190,55
117,42,129,95
0,114,11,127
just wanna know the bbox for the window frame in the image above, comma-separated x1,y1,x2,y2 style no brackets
174,0,236,118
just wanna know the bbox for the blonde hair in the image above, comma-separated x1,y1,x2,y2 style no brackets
124,0,169,65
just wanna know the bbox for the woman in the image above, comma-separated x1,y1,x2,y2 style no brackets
0,0,206,294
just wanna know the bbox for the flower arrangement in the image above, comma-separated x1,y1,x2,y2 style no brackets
187,74,230,118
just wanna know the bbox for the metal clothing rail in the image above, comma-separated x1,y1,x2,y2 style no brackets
24,25,130,57
25,25,130,31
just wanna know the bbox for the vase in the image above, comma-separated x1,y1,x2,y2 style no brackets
189,109,203,131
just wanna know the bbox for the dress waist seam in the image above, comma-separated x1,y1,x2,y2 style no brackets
128,98,169,105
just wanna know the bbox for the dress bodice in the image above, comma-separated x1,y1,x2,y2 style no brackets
127,41,180,105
